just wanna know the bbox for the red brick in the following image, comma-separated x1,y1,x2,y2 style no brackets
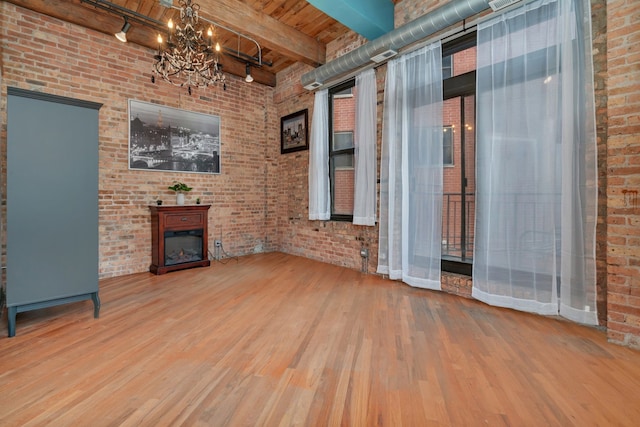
1,4,279,278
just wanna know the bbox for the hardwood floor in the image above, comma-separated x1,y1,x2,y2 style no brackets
1,252,639,426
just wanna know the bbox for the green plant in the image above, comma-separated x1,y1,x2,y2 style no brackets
167,181,192,193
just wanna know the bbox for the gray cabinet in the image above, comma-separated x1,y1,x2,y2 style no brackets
6,88,101,337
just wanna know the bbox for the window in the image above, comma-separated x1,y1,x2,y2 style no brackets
442,55,453,79
333,86,353,98
443,125,454,166
329,80,356,220
334,131,354,150
441,32,476,276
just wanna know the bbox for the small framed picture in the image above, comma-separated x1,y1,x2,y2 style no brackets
281,109,309,154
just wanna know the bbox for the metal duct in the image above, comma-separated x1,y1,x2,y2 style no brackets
301,0,491,89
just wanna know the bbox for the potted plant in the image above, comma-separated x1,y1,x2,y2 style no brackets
168,181,192,205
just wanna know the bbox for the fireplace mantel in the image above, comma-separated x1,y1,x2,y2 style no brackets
149,204,211,274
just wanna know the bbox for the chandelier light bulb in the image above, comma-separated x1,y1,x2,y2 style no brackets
167,19,174,30
157,34,163,44
215,42,221,52
207,27,213,38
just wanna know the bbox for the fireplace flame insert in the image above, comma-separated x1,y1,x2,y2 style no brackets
165,229,203,266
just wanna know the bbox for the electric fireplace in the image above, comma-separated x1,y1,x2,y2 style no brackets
149,205,211,274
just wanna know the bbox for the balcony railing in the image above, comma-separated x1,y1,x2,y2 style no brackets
442,192,475,260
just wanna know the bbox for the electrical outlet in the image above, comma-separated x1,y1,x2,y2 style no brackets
215,240,222,247
360,248,369,258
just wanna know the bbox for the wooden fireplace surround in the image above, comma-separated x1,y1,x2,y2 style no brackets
149,204,211,274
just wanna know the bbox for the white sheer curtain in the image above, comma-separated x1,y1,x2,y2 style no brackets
473,0,598,324
377,42,443,290
308,89,330,220
353,68,377,226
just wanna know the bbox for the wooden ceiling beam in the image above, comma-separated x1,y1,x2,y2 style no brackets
196,0,326,67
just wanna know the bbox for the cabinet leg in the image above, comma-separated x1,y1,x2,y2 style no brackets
91,292,101,318
8,306,17,337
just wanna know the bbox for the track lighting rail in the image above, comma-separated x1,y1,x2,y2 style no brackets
80,0,265,66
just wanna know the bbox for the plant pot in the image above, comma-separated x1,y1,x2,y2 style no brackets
176,192,185,205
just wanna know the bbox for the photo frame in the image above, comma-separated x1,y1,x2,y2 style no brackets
128,99,221,174
281,109,309,154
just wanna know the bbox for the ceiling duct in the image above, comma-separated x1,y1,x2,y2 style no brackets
301,0,491,90
370,48,398,63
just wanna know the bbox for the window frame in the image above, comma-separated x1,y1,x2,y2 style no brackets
441,32,477,277
328,79,356,222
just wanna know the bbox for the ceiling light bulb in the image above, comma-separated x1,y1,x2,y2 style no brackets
207,28,213,38
215,42,221,52
245,64,254,83
157,34,163,44
115,19,131,43
168,19,174,30
115,31,127,43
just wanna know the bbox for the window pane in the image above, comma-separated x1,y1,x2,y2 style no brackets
443,126,453,166
334,87,353,97
452,46,476,77
463,95,476,259
333,131,353,151
442,95,475,261
443,55,453,79
331,153,354,216
441,33,476,270
332,89,356,148
443,97,461,258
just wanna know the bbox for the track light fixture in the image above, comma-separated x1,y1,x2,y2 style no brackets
245,63,254,83
115,17,131,43
80,0,266,89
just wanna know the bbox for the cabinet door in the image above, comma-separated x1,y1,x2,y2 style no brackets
7,90,100,307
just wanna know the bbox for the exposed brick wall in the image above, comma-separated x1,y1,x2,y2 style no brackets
605,0,640,348
592,0,608,326
0,3,278,279
275,0,614,335
2,0,634,348
395,0,448,27
274,47,380,272
327,32,367,63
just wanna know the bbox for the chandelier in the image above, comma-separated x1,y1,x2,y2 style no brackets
153,0,226,93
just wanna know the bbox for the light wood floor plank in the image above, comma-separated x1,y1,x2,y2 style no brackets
1,252,640,426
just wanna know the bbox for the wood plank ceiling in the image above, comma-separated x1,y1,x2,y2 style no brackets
4,0,374,87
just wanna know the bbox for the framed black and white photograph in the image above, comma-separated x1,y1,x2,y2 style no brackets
128,99,220,174
281,109,308,154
